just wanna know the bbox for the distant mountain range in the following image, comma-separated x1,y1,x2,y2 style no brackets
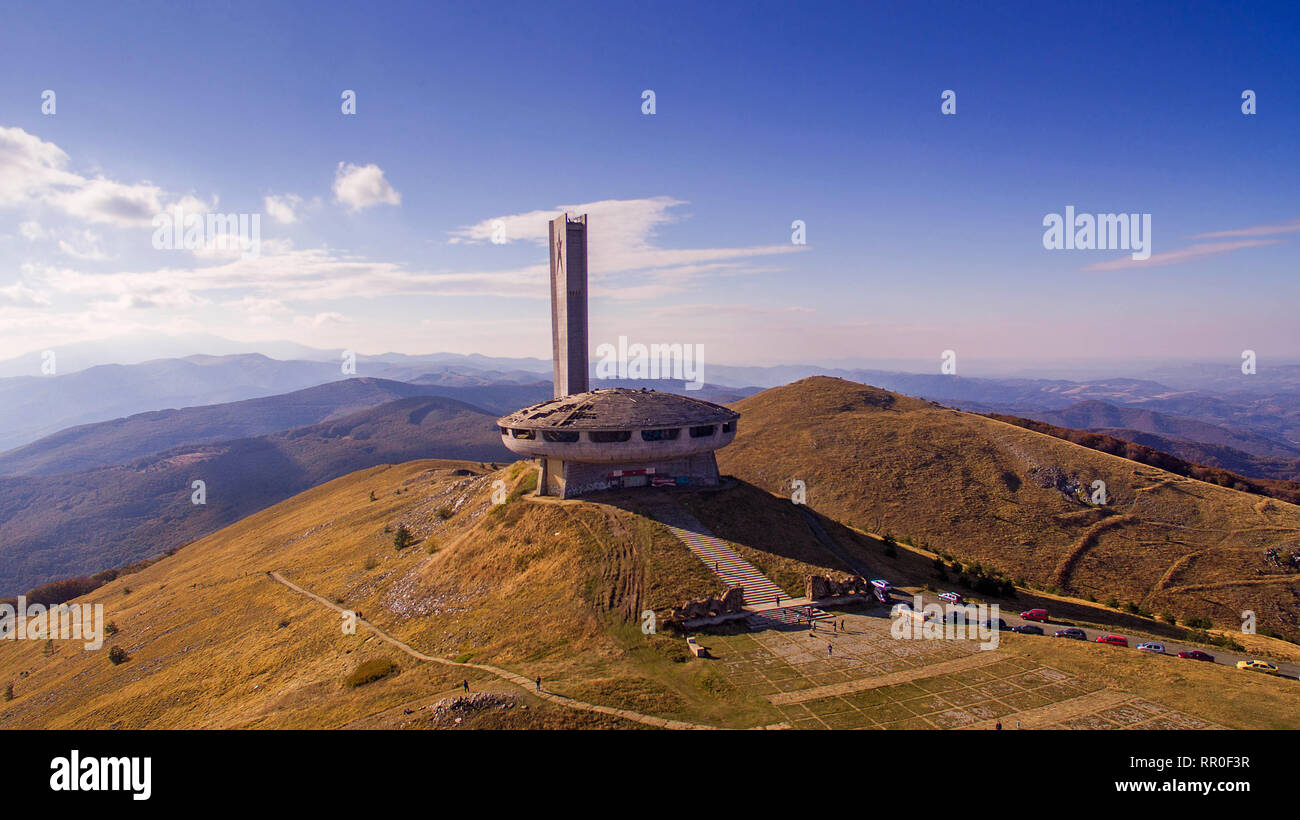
0,395,512,596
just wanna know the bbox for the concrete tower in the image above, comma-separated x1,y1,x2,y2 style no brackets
549,213,588,397
500,212,738,498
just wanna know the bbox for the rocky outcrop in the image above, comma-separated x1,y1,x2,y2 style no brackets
805,574,871,600
667,586,746,622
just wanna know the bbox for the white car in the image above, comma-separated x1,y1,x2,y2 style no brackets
938,591,962,604
871,579,892,593
1137,642,1165,653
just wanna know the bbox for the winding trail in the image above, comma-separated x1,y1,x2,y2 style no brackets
268,571,787,731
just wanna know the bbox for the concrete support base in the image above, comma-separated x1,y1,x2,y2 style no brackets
542,453,721,499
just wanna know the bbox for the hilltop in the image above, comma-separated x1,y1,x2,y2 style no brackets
718,376,1300,641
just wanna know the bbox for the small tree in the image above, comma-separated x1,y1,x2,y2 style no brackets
3,682,13,701
393,524,414,550
108,646,129,665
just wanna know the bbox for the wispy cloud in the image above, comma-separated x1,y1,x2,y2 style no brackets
1083,239,1282,271
449,197,805,296
1188,219,1300,239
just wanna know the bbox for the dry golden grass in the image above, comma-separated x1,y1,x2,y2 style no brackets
719,377,1300,641
0,459,776,729
997,632,1300,729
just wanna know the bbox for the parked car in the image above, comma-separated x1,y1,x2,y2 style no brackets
1096,634,1129,647
1012,624,1043,635
871,579,892,593
981,617,1008,631
1236,660,1278,674
1177,650,1215,662
1019,608,1049,622
939,591,962,604
1137,642,1165,653
943,608,975,624
1053,628,1087,640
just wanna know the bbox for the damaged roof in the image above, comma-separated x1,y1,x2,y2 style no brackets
497,387,739,430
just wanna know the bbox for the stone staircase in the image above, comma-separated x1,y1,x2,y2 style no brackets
645,501,787,607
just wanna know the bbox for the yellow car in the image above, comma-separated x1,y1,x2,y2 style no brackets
1236,659,1278,674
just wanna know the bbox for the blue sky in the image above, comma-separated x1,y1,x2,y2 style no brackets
0,0,1297,371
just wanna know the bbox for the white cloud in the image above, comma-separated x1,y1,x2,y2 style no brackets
294,311,350,328
0,126,216,227
332,162,400,212
0,281,51,307
19,221,49,240
264,193,303,224
57,229,107,261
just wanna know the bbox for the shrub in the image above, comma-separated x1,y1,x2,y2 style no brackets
108,646,129,665
1104,597,1119,609
2,682,12,701
105,621,118,637
1185,616,1213,630
369,490,377,502
436,507,454,521
1162,613,1177,625
393,525,414,550
364,556,379,570
346,658,397,688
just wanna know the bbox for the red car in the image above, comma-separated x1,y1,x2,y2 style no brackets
1020,608,1048,622
1178,650,1215,662
1096,634,1128,647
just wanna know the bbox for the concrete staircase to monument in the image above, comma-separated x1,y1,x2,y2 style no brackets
645,501,787,606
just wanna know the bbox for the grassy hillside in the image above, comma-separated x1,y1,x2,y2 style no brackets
718,376,1300,640
0,459,772,729
0,396,511,596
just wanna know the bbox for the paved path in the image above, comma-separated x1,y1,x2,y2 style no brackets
962,688,1131,730
643,500,788,606
767,650,1004,705
269,571,787,730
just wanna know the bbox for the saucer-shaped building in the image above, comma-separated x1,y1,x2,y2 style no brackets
497,212,740,498
498,387,738,496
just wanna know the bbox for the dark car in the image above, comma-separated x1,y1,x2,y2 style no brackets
1053,627,1087,640
1177,650,1215,662
1012,624,1044,635
981,618,1008,631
